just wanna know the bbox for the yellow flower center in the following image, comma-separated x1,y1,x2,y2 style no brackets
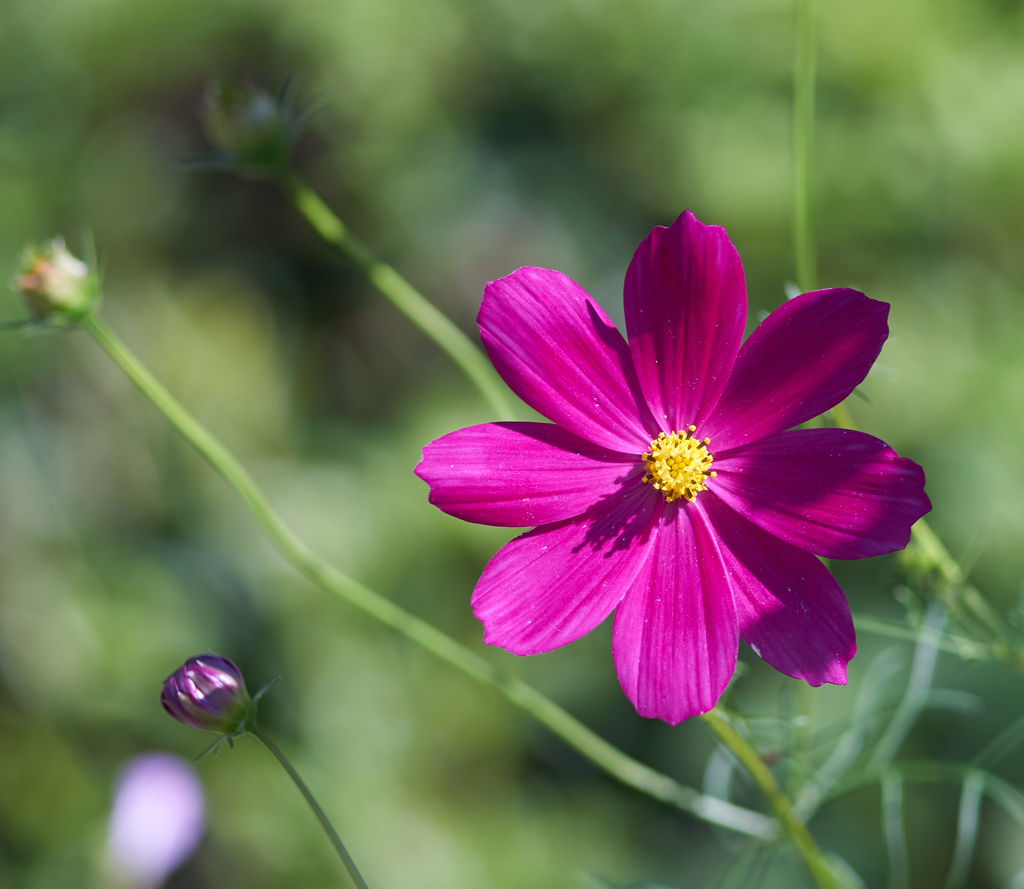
641,426,716,503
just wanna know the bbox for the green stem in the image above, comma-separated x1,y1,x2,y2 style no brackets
80,312,774,841
794,0,817,294
279,173,516,422
250,723,370,889
867,601,945,772
909,521,1008,641
702,708,844,889
794,4,1008,663
831,761,1024,833
853,613,989,661
881,769,909,889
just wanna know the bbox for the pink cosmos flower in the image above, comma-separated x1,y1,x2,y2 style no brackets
106,753,205,887
416,211,930,725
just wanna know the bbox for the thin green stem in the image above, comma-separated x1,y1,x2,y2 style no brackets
250,723,370,889
881,769,909,889
794,0,817,294
279,173,516,422
868,601,946,771
852,614,989,661
786,680,816,798
943,769,984,889
702,708,844,889
908,521,1008,641
80,312,774,841
781,18,847,881
828,762,1024,850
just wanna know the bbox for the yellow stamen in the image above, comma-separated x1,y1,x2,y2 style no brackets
641,427,716,502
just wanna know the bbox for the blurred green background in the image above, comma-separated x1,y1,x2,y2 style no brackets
2,0,1024,886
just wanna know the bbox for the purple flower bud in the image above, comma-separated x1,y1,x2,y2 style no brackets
161,654,251,734
202,79,295,178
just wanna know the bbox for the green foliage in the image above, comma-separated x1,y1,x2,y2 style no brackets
2,0,1024,887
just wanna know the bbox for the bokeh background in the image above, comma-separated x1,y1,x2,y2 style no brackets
1,0,1024,886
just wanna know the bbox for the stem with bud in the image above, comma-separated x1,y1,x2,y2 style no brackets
79,310,774,840
249,723,371,889
279,173,516,423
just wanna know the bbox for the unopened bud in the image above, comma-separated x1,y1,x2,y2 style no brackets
15,238,98,321
202,79,295,178
161,654,251,735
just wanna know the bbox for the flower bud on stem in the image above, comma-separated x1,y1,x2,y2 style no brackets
7,244,848,874
14,238,99,325
277,171,516,422
161,654,251,735
162,655,370,889
75,310,776,842
192,78,513,420
200,79,298,180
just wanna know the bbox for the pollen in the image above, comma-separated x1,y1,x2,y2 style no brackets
641,426,716,503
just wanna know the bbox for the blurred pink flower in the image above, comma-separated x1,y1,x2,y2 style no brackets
106,752,205,887
417,211,930,724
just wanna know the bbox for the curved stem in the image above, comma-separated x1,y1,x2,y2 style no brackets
943,769,984,889
251,723,370,889
829,761,1024,835
881,769,909,889
80,312,774,841
908,520,1010,646
868,601,945,771
279,173,516,422
852,614,989,660
702,708,844,889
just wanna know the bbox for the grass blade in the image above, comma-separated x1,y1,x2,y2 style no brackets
853,614,989,661
881,769,909,889
973,713,1024,770
942,769,984,889
794,647,903,820
869,602,946,770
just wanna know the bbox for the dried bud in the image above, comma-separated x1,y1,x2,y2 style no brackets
15,238,98,321
161,654,251,735
202,79,296,178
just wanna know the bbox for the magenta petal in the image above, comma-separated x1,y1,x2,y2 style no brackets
712,428,930,559
704,289,890,449
624,211,746,431
479,267,658,452
473,483,660,656
416,422,641,527
703,493,855,686
612,501,738,725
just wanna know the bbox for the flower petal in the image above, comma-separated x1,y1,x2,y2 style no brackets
612,500,738,724
703,493,855,686
479,267,658,452
624,211,747,432
704,289,890,449
473,483,660,655
711,428,930,559
416,422,642,527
